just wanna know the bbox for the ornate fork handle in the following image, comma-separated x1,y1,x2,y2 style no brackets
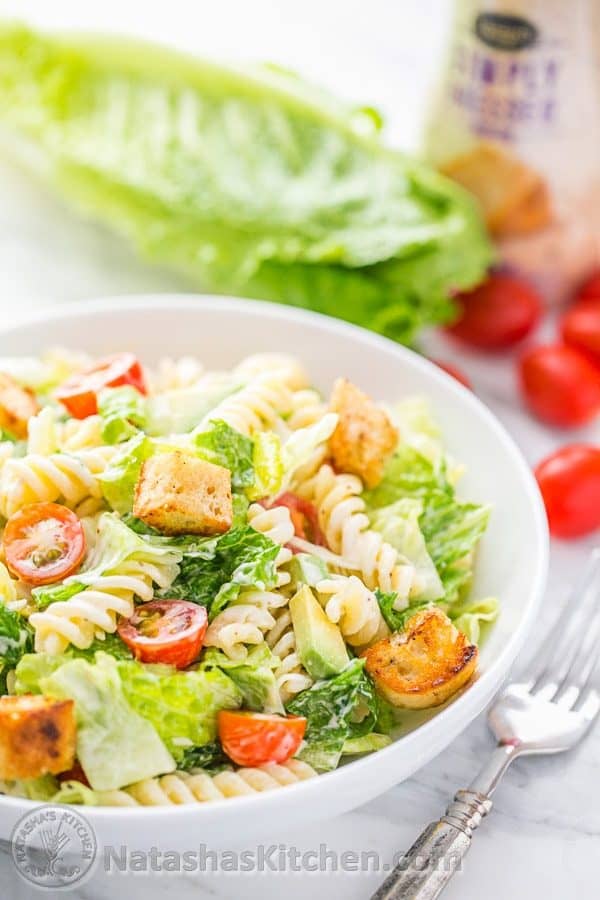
371,790,492,900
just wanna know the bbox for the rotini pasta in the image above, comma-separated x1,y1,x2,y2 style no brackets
247,502,294,586
287,388,328,430
266,607,314,702
27,406,105,455
316,575,389,648
198,372,293,436
233,353,309,391
204,604,276,661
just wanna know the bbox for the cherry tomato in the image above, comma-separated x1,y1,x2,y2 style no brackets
445,273,542,350
575,270,600,304
431,359,473,390
271,492,326,546
218,710,307,767
3,502,86,585
519,344,600,427
535,444,600,537
55,352,147,419
561,300,600,365
117,600,207,668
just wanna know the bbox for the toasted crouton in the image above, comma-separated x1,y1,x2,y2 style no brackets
0,695,76,780
362,608,478,709
329,378,397,489
0,372,40,439
133,450,232,535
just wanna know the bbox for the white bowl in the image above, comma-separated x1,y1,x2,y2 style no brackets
0,295,548,850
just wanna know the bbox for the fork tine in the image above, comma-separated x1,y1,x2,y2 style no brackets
518,549,600,694
555,596,600,708
578,686,600,723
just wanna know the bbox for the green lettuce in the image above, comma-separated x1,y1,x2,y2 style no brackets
0,26,492,345
451,596,499,643
178,741,229,773
375,590,432,634
40,653,175,790
201,643,284,714
145,381,241,436
98,386,147,444
117,660,242,762
247,431,283,501
32,512,181,609
365,446,490,607
98,433,154,513
0,605,33,693
286,659,380,771
194,420,254,490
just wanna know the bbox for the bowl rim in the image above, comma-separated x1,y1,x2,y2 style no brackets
0,293,549,820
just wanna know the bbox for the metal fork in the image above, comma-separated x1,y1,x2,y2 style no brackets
371,549,600,900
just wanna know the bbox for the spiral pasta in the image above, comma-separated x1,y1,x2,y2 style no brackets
204,604,276,661
287,388,328,430
91,760,318,806
29,554,180,655
247,502,294,587
295,463,415,600
148,356,206,393
198,373,293,437
234,353,309,391
27,406,105,455
266,607,313,702
316,575,389,648
0,446,116,518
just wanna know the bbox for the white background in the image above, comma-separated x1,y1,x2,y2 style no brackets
0,2,599,899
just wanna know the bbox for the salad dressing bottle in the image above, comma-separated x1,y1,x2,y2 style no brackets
422,0,600,302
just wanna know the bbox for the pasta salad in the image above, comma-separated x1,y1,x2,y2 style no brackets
0,349,497,806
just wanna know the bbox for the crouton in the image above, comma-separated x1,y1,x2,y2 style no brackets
133,450,232,535
0,372,39,439
329,378,397,489
0,695,76,780
362,608,478,709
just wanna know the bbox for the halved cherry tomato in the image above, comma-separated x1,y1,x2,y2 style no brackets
535,444,600,538
117,600,207,668
575,270,600,304
561,299,600,366
431,359,473,390
445,273,542,350
271,492,326,546
55,352,147,419
3,502,86,585
218,710,307,767
519,344,600,427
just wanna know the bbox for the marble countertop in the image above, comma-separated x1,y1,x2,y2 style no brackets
0,2,599,898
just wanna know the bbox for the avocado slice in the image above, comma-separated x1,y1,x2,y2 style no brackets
289,585,350,679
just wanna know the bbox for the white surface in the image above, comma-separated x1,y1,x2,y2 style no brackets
0,2,598,899
0,295,548,847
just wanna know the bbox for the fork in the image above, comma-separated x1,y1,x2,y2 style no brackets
371,549,600,900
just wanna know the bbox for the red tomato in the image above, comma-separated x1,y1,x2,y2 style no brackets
575,270,600,303
519,344,600,427
117,600,207,668
218,711,307,767
445,273,542,350
431,359,473,390
271,492,326,546
56,352,147,419
561,300,600,365
535,444,600,538
4,502,86,585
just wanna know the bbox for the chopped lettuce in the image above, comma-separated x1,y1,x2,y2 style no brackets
451,596,499,643
98,433,154,513
248,431,283,501
145,381,241,436
375,590,432,634
117,659,242,761
365,446,490,607
155,525,280,619
278,413,338,495
342,733,392,755
201,644,284,714
286,659,380,771
32,512,181,609
40,653,175,790
178,741,229,773
0,604,33,693
98,386,148,444
0,26,492,346
368,498,443,602
194,420,254,490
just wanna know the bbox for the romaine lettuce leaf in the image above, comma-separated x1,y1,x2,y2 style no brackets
98,433,154,513
375,590,432,634
194,420,254,490
286,659,379,771
247,431,283,501
365,446,490,606
0,604,33,693
201,643,284,714
145,381,241,436
451,596,499,643
40,653,175,790
178,741,229,773
98,386,147,444
0,26,492,346
117,659,242,761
